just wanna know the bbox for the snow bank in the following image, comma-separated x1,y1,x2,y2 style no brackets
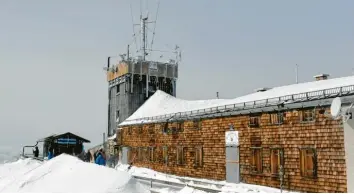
0,154,148,193
178,186,205,193
115,163,297,193
120,75,354,125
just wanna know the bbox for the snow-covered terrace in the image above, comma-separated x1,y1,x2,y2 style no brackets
120,75,354,126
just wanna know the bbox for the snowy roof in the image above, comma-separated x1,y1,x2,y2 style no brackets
120,75,354,126
107,134,116,140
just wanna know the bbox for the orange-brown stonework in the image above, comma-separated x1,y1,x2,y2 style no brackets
118,107,347,193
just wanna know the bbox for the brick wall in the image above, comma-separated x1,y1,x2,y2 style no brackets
119,107,347,192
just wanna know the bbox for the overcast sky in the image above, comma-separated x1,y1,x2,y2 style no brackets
0,0,353,160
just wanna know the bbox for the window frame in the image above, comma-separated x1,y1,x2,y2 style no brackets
269,112,284,125
299,108,316,123
250,147,263,174
299,147,317,178
192,119,202,130
270,147,284,176
249,115,260,127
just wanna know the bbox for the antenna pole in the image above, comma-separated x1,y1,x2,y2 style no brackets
127,45,130,60
295,64,298,84
141,16,147,60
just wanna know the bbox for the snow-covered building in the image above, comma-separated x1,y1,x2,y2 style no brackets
116,74,354,193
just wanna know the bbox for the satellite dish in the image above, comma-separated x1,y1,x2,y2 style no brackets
330,97,342,118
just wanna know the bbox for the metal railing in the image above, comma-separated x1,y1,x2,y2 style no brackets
119,84,354,126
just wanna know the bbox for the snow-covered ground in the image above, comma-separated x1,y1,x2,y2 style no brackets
0,154,148,193
0,155,297,193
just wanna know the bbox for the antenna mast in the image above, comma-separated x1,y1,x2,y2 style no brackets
141,16,148,60
295,64,298,84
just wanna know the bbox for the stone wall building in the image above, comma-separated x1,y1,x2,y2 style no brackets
116,75,354,193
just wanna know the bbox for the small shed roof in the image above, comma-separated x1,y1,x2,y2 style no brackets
38,132,91,143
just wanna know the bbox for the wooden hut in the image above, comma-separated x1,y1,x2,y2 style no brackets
39,132,90,158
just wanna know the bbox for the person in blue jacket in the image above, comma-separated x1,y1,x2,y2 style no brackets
95,149,106,166
48,147,53,160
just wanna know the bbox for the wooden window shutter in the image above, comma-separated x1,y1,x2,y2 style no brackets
149,147,154,162
195,147,203,167
300,148,317,178
271,149,279,174
251,148,262,173
177,147,184,165
163,146,168,164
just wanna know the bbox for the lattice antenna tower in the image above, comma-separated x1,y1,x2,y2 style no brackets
128,0,181,64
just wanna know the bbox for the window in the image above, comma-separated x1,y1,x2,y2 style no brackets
128,147,134,163
270,112,284,125
128,126,132,135
161,123,168,134
116,111,120,123
138,125,143,134
193,119,202,130
143,147,149,162
149,147,155,162
178,121,184,132
300,148,317,178
300,108,315,122
249,115,260,127
195,147,203,167
162,146,168,164
250,147,262,173
177,146,185,165
138,147,143,162
270,148,284,175
116,84,120,94
171,127,178,134
148,125,155,134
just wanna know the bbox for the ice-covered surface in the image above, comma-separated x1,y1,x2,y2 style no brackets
0,154,148,193
115,163,297,193
120,75,354,125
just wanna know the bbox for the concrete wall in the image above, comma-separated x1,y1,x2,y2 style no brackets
118,107,347,193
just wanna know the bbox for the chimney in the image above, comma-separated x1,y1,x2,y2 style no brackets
314,74,330,81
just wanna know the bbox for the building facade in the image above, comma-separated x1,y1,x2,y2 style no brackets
118,106,347,192
115,75,354,193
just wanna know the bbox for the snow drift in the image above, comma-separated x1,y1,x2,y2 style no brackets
0,154,148,193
